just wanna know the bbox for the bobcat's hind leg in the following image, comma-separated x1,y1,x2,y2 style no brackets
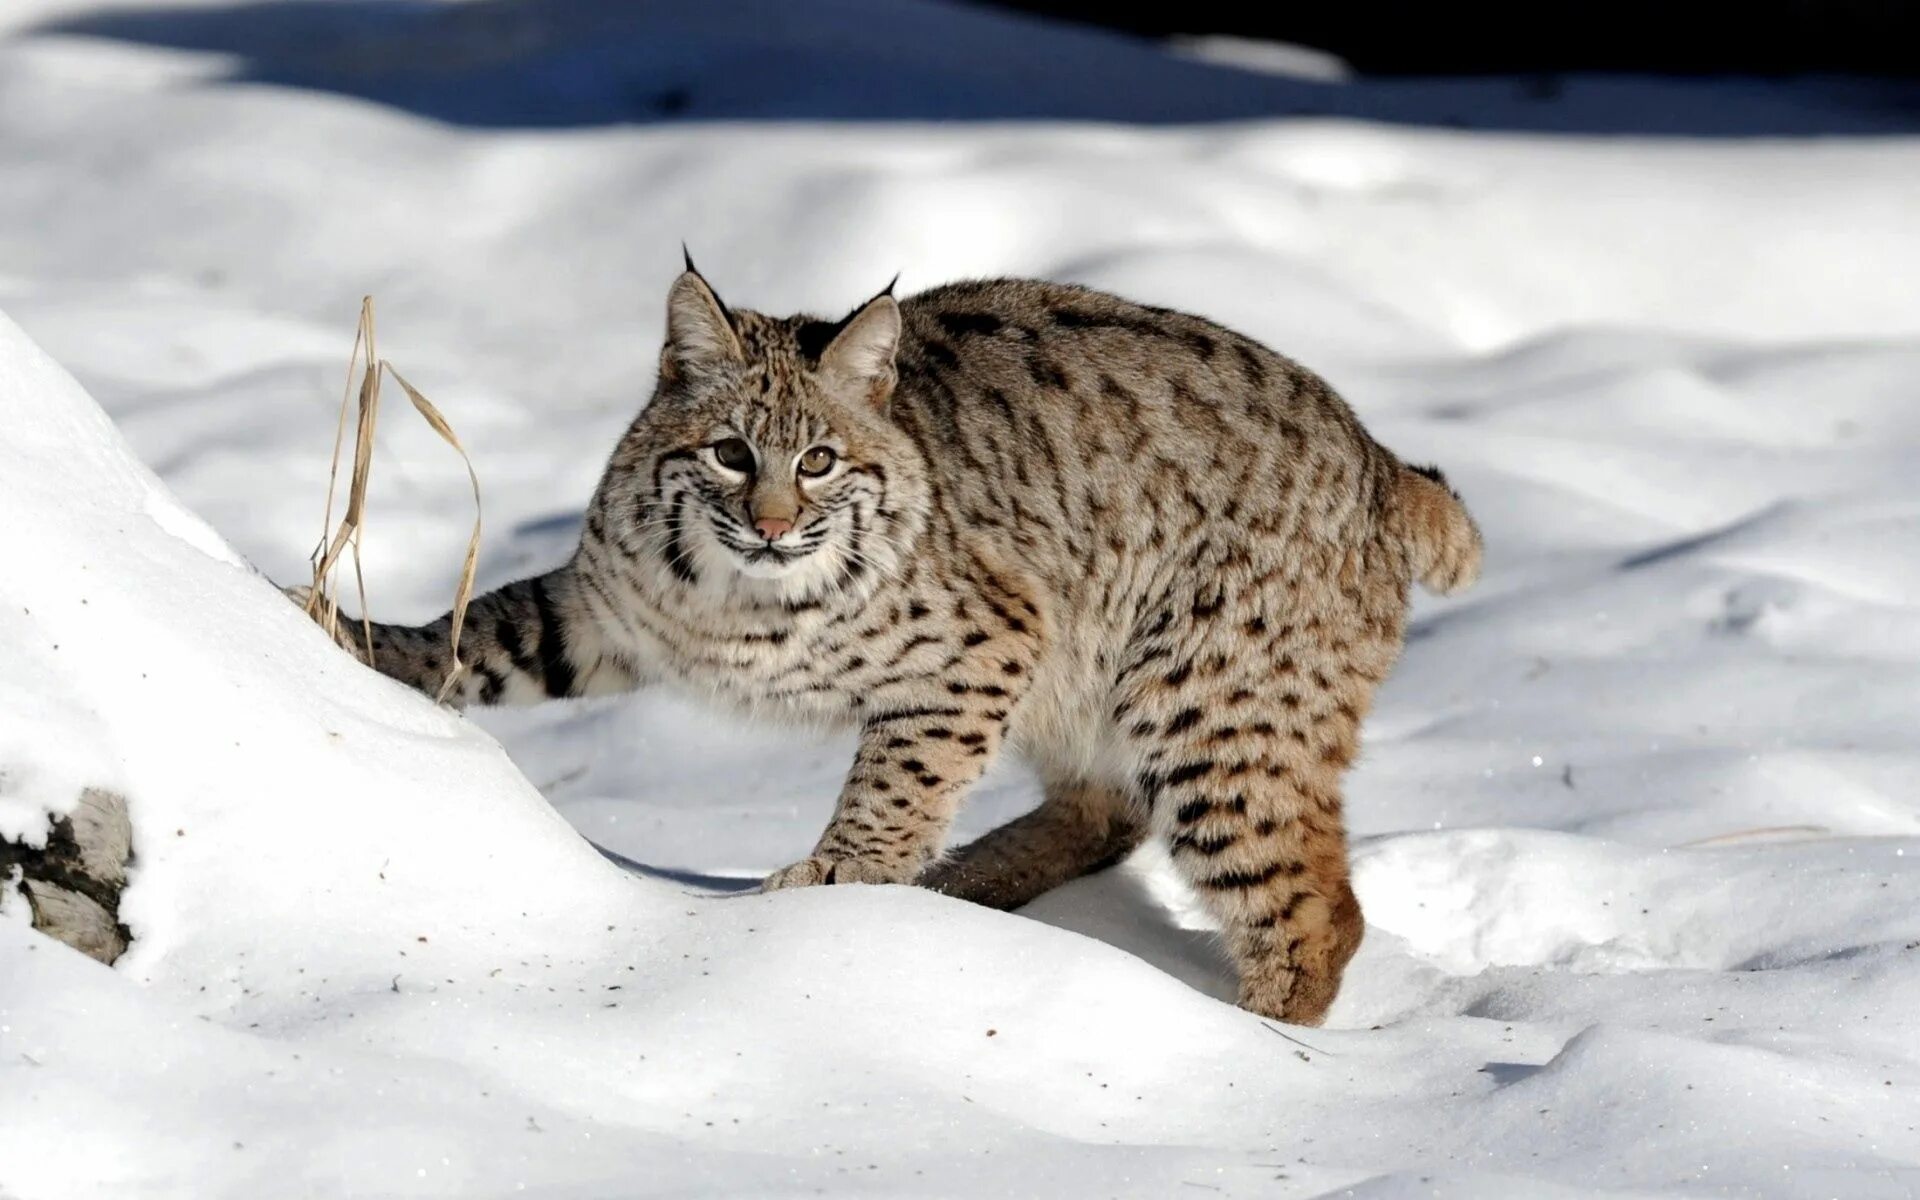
1117,611,1387,1025
920,779,1144,911
1135,721,1364,1025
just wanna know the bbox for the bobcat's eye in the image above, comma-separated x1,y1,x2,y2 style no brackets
711,438,755,473
797,446,837,477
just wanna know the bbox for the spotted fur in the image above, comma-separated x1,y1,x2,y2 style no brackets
308,266,1482,1025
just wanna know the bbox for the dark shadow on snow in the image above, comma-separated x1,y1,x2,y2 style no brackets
593,841,761,893
30,0,1920,134
593,837,1236,1001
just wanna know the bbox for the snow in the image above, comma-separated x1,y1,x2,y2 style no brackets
3,2,1920,1196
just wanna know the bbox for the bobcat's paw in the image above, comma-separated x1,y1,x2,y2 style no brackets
760,854,914,892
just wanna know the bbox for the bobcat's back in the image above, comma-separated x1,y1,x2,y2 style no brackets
889,278,1412,603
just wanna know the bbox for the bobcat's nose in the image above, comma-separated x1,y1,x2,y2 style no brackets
754,516,795,542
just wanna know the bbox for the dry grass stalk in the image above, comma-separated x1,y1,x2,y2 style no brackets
1676,825,1831,848
302,297,483,703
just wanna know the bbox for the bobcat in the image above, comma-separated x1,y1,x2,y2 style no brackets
300,261,1481,1025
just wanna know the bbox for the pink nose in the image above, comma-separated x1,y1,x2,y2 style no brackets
754,516,795,542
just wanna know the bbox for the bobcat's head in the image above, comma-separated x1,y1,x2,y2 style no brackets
608,261,930,607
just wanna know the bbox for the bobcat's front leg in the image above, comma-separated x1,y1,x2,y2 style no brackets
764,646,1032,890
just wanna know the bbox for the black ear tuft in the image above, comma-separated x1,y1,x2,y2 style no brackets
882,273,900,297
675,248,734,325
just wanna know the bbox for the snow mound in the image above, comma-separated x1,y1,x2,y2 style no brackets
6,308,1918,1197
0,311,1331,1197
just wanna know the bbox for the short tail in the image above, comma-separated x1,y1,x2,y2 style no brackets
1388,463,1482,594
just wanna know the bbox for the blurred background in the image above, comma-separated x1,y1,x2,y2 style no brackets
12,0,1920,129
994,1,1920,77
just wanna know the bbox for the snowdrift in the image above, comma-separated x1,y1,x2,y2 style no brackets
4,298,1920,1198
0,309,1328,1194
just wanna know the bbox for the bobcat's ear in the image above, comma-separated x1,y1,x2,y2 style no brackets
661,263,742,380
819,285,901,409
